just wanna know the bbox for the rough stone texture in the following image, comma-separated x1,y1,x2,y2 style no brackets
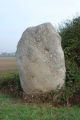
16,22,66,95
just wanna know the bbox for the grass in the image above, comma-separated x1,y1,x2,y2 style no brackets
0,57,80,120
0,93,80,120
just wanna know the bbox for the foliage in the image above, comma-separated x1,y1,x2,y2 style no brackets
58,15,80,85
57,15,80,103
0,72,22,92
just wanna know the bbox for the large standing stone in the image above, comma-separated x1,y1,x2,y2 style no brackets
16,22,66,95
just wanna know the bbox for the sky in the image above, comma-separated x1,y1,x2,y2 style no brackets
0,0,80,53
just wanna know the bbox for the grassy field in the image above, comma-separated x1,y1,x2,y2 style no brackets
0,57,17,72
0,57,80,120
0,93,80,120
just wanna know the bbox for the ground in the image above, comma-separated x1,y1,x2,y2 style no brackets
0,57,17,72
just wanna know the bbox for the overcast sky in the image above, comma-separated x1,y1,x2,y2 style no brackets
0,0,80,52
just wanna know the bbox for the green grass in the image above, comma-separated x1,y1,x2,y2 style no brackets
0,72,80,119
0,93,80,120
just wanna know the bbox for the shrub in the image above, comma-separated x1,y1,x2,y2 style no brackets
0,72,22,91
58,14,80,96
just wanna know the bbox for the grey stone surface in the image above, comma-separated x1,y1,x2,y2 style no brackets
16,22,66,95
